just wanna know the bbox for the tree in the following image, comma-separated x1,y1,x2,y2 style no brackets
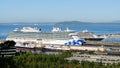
0,40,16,49
3,40,16,48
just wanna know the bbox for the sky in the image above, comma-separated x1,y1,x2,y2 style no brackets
0,0,120,23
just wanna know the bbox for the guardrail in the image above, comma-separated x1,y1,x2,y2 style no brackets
0,47,16,57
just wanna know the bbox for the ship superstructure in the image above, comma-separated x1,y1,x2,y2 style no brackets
7,27,73,40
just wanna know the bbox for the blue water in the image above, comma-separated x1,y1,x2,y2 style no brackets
0,23,120,42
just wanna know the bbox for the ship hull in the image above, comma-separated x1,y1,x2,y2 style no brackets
84,38,104,41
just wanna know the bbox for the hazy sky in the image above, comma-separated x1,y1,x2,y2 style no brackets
0,0,120,23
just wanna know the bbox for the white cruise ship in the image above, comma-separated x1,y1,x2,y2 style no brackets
7,27,85,48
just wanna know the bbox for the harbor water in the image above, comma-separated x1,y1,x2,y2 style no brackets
0,23,120,42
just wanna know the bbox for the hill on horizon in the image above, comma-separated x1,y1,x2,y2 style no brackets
54,20,120,25
55,21,91,25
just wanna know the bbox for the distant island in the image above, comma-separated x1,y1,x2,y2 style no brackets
54,20,120,26
55,21,91,25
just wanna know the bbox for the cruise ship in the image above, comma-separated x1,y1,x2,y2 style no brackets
78,29,105,41
6,27,106,51
7,27,85,47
